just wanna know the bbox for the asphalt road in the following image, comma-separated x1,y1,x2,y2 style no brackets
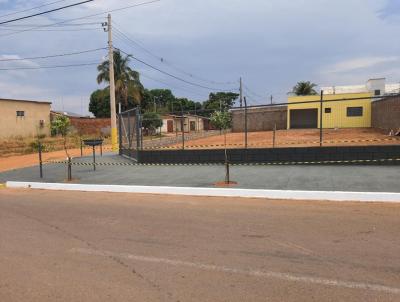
1,189,399,301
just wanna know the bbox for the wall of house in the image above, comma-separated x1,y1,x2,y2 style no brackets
161,116,205,133
372,96,400,132
287,93,372,129
0,100,51,139
231,106,287,132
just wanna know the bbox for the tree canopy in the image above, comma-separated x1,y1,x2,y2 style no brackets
203,92,239,112
97,50,144,107
291,81,318,96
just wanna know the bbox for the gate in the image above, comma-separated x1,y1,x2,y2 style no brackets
119,108,142,160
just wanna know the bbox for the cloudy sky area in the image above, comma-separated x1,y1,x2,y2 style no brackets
0,0,400,115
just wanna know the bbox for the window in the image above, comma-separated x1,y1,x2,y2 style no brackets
374,90,381,96
16,111,25,117
347,107,363,117
325,108,332,113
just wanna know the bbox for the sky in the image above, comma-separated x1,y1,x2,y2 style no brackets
0,0,400,115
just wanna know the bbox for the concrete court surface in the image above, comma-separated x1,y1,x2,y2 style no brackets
0,189,400,301
0,154,399,192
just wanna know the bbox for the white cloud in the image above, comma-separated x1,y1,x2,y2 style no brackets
323,56,400,74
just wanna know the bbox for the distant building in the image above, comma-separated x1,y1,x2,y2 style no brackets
0,98,51,139
160,114,208,133
287,78,399,129
321,78,400,96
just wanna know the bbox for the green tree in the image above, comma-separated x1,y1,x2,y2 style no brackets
142,112,163,135
210,111,232,130
51,115,71,157
291,81,318,96
96,50,144,107
203,92,239,115
210,110,232,183
89,89,110,118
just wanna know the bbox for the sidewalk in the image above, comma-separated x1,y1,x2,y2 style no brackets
0,145,113,172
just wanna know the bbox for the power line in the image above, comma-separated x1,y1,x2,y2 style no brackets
140,72,206,98
0,0,161,38
0,62,100,71
117,47,234,92
0,0,95,25
243,84,264,98
0,47,106,62
112,22,237,87
0,0,69,19
0,27,100,32
0,22,101,27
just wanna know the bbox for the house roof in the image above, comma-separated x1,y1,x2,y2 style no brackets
51,110,87,118
0,98,51,105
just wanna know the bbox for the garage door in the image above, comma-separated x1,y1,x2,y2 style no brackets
290,109,318,129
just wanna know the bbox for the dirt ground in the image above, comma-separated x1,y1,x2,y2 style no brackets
0,145,112,173
170,128,400,149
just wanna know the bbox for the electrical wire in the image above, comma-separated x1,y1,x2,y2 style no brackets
0,0,161,38
112,22,237,87
0,22,101,27
0,47,106,62
116,47,234,92
0,27,100,32
0,62,100,71
0,0,69,19
140,72,206,98
0,0,95,25
243,84,264,98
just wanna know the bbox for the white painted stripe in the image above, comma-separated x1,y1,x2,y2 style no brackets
71,247,400,295
6,181,400,203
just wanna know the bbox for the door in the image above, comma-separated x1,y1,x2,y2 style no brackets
167,120,174,133
190,121,196,131
290,109,318,129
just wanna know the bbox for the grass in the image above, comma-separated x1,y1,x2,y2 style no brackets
0,135,111,158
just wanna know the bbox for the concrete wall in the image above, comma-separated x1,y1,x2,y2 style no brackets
0,99,51,139
231,106,287,132
372,96,400,132
135,145,400,165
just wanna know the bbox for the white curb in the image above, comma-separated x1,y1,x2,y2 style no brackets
5,181,400,203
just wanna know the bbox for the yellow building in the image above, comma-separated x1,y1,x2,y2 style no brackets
287,93,372,129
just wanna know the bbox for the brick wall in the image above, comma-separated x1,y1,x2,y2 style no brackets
69,117,111,137
231,106,287,132
372,96,400,132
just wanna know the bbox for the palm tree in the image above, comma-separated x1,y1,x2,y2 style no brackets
97,50,144,107
291,81,318,96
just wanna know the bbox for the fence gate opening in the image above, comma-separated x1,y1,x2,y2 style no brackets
119,108,141,160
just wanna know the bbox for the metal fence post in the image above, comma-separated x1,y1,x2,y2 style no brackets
181,104,185,150
127,110,131,149
135,108,141,162
320,90,324,147
273,123,276,148
244,96,248,149
38,142,43,179
118,113,122,156
80,138,83,157
67,157,72,181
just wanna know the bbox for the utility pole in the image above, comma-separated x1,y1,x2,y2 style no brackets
153,96,157,112
270,95,273,105
239,77,243,108
107,14,118,152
